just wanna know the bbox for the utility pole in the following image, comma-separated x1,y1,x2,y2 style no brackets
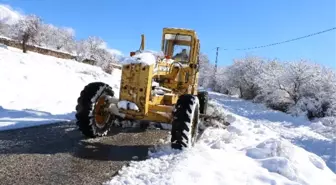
215,47,219,73
213,47,219,91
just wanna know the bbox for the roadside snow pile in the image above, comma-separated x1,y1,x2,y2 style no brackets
310,117,336,139
210,92,336,172
245,138,329,183
105,92,336,185
0,46,121,131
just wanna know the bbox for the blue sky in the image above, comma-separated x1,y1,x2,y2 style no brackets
1,0,335,68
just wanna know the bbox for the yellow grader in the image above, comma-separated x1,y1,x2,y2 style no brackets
75,27,208,150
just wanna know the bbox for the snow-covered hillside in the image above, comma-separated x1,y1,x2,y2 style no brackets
105,93,336,185
0,45,121,130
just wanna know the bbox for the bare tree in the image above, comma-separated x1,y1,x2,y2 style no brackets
86,36,105,60
0,21,9,36
279,61,321,104
36,24,75,53
56,27,75,51
224,56,264,99
11,14,41,53
73,36,120,73
198,53,216,89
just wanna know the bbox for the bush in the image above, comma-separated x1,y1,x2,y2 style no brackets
199,54,336,119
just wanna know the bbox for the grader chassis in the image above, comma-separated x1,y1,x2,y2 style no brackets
75,28,209,150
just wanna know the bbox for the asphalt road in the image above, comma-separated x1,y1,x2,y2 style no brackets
0,122,169,185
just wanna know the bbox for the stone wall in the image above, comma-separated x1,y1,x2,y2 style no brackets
0,37,75,60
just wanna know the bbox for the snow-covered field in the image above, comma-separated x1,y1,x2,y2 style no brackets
105,93,336,185
0,45,121,130
1,44,335,184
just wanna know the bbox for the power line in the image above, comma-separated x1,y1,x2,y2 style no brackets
213,27,336,51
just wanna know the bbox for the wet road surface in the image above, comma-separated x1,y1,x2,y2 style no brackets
0,122,169,185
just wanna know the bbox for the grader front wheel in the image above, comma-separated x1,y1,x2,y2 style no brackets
94,95,113,128
171,94,200,150
75,82,115,138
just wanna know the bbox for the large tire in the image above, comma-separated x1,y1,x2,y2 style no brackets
75,82,115,138
171,94,200,150
197,91,208,114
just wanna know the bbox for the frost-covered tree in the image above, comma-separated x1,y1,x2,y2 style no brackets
212,66,231,94
289,64,336,118
76,36,106,61
198,53,216,89
54,27,75,51
225,55,264,99
254,59,335,118
0,17,14,38
74,39,87,62
253,59,292,111
197,52,335,119
86,36,105,59
33,24,75,53
11,14,41,53
279,61,321,104
74,37,119,72
93,47,117,68
0,22,9,37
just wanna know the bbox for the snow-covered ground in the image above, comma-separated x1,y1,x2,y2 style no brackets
104,93,336,185
0,45,121,130
1,44,335,184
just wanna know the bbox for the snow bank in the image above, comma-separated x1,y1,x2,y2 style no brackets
245,138,333,184
310,117,336,139
210,92,336,172
105,93,336,185
0,46,121,130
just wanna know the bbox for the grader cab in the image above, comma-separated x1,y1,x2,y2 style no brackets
75,28,209,150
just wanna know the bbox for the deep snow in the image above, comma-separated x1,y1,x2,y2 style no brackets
104,94,336,185
0,45,121,130
210,92,336,172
